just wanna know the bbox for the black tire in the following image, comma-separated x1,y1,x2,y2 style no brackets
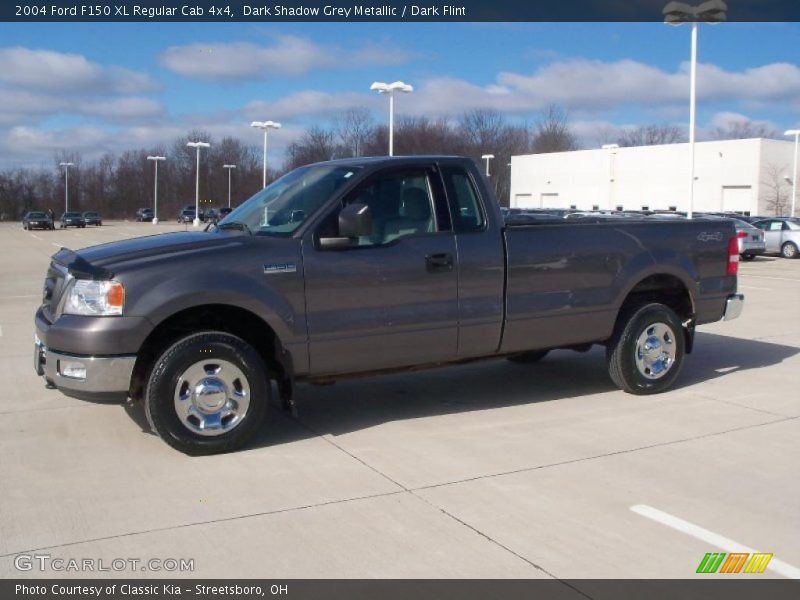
740,253,755,261
781,242,798,259
507,349,550,364
606,303,685,395
22,224,27,230
144,331,270,455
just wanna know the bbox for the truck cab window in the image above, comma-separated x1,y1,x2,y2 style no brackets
442,167,486,233
341,169,438,246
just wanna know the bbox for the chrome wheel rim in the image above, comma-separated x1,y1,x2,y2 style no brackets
634,322,677,380
173,359,250,436
783,244,796,258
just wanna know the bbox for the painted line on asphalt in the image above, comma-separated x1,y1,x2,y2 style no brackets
738,285,772,291
630,504,800,579
30,234,42,241
739,274,800,283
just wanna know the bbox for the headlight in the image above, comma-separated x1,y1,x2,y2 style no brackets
64,280,125,316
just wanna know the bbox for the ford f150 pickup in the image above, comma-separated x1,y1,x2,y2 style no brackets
33,156,744,454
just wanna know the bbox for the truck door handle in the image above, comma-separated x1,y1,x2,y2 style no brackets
426,253,453,272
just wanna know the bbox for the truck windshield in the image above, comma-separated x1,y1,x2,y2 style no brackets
223,164,360,236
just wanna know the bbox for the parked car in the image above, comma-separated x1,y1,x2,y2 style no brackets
22,211,54,230
178,208,197,223
60,212,86,228
83,211,102,226
33,156,744,455
135,208,154,222
217,207,233,222
752,217,800,258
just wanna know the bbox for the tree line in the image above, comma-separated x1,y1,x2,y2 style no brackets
0,105,780,221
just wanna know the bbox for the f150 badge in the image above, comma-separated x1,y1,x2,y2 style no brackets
697,232,723,242
264,262,297,274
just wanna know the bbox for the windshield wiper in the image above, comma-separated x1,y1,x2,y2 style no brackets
217,221,253,235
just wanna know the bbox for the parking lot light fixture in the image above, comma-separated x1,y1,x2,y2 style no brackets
370,81,413,156
664,0,727,219
250,121,281,188
187,141,210,227
146,156,166,224
785,129,800,217
59,162,74,212
481,154,495,177
223,164,236,208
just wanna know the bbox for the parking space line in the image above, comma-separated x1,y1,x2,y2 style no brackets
738,285,772,291
739,275,800,283
630,504,800,579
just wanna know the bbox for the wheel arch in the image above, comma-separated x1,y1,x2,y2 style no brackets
130,303,293,403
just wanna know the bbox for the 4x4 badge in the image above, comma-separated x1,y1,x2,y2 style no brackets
263,263,297,274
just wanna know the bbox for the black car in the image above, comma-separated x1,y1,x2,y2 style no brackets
83,211,102,226
205,207,233,225
22,211,54,230
178,205,205,223
60,212,86,228
135,208,154,222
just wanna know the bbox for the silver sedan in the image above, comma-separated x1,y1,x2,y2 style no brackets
752,218,800,259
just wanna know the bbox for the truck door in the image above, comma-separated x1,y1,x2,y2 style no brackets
302,165,458,376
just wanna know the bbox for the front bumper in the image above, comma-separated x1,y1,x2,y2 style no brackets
722,294,745,321
34,335,135,397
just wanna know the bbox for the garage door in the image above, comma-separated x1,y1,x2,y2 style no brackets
513,193,534,209
540,192,564,209
722,186,752,213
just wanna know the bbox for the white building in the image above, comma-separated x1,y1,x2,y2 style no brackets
510,138,797,216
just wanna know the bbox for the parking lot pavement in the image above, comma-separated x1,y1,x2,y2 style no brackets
0,223,798,579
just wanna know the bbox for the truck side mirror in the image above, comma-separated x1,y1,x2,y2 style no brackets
339,203,372,238
319,203,373,250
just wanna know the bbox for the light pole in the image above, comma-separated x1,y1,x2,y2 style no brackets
370,81,413,156
602,144,619,210
481,154,495,177
187,141,210,227
664,0,727,219
785,129,799,217
223,164,236,208
59,162,73,213
250,121,281,188
146,156,165,224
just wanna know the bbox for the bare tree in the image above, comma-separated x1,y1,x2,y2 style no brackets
333,107,374,157
762,163,792,216
531,105,578,153
711,120,781,141
617,124,685,147
285,127,338,169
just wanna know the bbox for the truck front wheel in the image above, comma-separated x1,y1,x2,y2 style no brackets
144,331,270,455
606,303,685,395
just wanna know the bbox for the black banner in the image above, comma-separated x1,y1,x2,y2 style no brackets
2,0,800,23
3,580,800,600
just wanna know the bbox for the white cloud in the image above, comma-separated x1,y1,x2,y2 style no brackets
0,47,160,94
160,34,415,80
244,90,378,120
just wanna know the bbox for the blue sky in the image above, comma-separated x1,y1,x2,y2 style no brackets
0,22,798,167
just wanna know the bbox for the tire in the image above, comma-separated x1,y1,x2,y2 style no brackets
507,349,550,364
740,253,755,261
144,332,270,455
606,303,685,395
23,224,27,230
781,242,798,259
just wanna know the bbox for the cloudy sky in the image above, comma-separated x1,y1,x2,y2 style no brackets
0,21,798,168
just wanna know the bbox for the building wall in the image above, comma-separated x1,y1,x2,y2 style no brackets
510,138,796,216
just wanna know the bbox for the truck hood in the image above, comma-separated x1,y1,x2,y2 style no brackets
61,231,246,273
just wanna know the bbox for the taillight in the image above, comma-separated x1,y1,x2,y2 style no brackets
727,236,739,275
737,231,747,239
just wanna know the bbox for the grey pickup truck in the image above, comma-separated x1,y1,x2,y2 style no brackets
34,156,744,454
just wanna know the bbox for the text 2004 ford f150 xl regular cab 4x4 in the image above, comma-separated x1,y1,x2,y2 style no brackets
33,156,744,454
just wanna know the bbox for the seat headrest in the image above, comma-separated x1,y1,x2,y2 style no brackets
400,188,431,221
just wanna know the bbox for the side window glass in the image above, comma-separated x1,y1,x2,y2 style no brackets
342,169,436,247
769,221,783,231
442,167,486,233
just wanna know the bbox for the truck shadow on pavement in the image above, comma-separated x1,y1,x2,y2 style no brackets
122,331,798,448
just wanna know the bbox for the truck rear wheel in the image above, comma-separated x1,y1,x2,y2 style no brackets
606,303,685,395
144,331,270,455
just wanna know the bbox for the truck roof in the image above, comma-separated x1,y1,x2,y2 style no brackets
305,155,474,168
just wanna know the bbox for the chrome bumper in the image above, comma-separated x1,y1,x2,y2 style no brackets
34,336,135,395
723,294,745,321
